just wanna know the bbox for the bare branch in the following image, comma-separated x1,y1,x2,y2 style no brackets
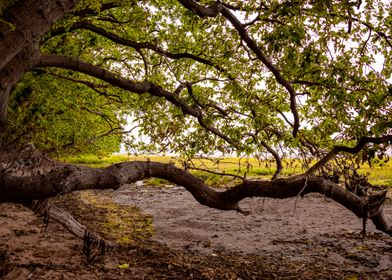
32,200,114,247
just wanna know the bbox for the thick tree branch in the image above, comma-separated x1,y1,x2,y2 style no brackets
1,161,391,236
0,0,78,126
33,54,201,116
177,0,221,17
32,201,114,247
32,54,240,148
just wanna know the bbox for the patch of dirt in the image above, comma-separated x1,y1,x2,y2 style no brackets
1,184,392,279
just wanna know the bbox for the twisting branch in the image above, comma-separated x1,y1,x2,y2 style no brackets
306,135,392,175
46,20,234,80
33,54,201,115
136,49,149,80
328,12,392,49
177,0,221,17
45,71,123,103
260,140,283,180
86,126,138,143
184,162,246,182
242,13,285,27
32,53,240,149
185,82,229,118
72,2,120,17
1,161,391,236
79,106,116,129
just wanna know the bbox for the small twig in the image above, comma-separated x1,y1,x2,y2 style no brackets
185,163,246,182
292,176,309,216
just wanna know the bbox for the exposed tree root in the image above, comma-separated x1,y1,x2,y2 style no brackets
31,199,115,260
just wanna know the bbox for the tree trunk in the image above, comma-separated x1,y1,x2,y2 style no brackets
0,0,78,124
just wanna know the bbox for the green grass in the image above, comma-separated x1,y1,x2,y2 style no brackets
62,154,178,167
61,154,131,167
358,162,392,187
62,154,392,188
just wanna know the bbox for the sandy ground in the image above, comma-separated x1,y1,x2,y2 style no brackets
1,183,392,279
114,184,392,270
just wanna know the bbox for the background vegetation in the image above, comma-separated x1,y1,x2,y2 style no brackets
63,154,392,188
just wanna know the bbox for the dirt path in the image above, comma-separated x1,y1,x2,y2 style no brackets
113,183,392,273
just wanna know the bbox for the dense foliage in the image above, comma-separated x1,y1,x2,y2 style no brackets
4,0,392,170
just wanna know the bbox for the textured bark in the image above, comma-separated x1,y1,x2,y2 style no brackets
0,0,78,123
1,161,391,236
32,201,114,248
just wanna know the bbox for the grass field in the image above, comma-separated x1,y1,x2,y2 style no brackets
62,154,392,188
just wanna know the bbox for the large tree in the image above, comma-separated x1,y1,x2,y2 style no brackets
0,0,391,238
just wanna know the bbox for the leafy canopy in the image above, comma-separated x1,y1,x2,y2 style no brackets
6,0,392,169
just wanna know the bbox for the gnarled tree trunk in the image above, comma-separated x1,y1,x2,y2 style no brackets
0,0,78,125
1,161,391,236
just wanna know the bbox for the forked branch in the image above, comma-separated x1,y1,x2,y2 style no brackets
177,0,300,137
307,135,392,175
32,54,240,148
47,20,234,80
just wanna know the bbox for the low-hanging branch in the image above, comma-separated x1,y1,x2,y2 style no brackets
32,53,240,148
1,161,391,236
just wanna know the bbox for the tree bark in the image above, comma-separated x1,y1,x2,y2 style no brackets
32,200,114,248
1,161,391,236
0,0,78,124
